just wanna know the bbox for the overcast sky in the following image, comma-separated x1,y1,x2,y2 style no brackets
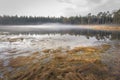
0,0,120,17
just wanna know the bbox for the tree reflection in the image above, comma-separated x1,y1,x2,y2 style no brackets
11,29,120,40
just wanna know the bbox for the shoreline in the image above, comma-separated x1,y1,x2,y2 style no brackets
0,24,120,32
85,25,120,31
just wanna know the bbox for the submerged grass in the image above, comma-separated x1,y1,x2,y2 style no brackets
0,60,3,68
1,44,118,80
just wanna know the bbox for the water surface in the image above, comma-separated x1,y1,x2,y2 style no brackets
0,24,120,79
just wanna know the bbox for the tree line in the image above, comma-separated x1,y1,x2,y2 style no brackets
0,9,120,25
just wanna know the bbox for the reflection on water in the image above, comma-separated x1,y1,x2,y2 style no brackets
0,25,120,40
0,25,119,59
0,25,120,79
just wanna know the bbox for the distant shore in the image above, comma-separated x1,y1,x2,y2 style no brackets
86,25,120,31
0,24,120,32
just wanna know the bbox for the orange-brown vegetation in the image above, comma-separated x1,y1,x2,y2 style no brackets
9,52,40,67
8,37,23,42
9,56,35,67
42,49,51,53
1,44,118,80
0,60,3,68
88,25,120,31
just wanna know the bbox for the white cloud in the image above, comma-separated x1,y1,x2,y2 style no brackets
58,0,120,16
0,0,120,17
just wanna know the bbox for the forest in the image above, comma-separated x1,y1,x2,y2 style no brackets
0,9,120,25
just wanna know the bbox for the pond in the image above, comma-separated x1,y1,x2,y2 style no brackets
0,24,120,80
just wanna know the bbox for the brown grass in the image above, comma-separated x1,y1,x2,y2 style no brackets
0,60,3,68
94,26,120,31
88,25,120,31
9,52,40,67
2,44,118,80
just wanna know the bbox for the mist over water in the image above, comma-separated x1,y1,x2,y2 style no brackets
0,23,81,32
0,24,119,55
0,24,119,58
0,24,120,79
0,23,106,33
0,23,119,37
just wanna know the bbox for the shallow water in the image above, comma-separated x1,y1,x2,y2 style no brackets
0,24,120,79
0,24,119,61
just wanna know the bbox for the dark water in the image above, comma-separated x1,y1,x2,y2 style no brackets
0,24,120,40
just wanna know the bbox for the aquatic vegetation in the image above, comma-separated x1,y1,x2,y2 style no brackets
0,60,3,68
42,49,51,53
7,37,23,43
9,52,40,68
0,24,119,80
1,44,118,80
